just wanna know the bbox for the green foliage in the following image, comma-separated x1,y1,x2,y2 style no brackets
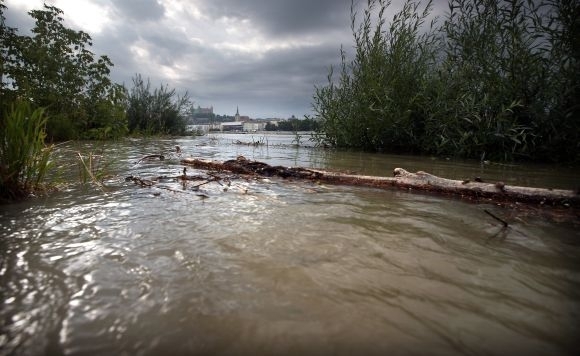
431,0,551,160
82,84,128,140
312,0,580,162
0,101,53,201
126,74,191,135
0,2,127,140
534,0,580,161
313,0,437,152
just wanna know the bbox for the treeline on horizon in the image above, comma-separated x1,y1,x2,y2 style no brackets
311,0,579,162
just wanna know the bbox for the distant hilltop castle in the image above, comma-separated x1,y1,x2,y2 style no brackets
192,105,213,115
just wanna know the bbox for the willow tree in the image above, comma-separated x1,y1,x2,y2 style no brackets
126,74,191,135
428,0,577,161
312,0,580,162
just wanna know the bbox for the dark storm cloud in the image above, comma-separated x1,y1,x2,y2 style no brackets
199,0,352,36
91,27,139,85
208,45,338,93
176,0,356,116
2,0,357,117
178,41,343,117
4,0,442,118
142,31,195,65
110,0,165,22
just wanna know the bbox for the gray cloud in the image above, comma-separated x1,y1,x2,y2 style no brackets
182,44,340,117
110,0,165,22
200,0,351,36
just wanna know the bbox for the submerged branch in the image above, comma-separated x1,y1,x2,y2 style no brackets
484,209,509,227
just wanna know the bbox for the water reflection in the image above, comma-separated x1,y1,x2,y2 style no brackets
1,135,579,355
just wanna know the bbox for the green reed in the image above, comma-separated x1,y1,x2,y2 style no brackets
0,101,53,200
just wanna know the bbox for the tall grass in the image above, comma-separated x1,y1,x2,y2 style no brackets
76,147,111,193
0,101,53,200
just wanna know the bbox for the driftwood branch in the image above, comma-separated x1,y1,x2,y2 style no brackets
134,154,165,165
181,156,579,209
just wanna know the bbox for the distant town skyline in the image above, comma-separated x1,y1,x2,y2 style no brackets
4,0,440,118
192,104,297,120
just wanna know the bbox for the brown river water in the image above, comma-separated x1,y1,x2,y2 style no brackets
1,133,579,355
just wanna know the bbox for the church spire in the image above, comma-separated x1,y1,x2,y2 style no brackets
235,106,240,122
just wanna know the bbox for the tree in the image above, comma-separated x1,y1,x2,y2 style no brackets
0,0,16,108
274,118,318,131
0,2,126,140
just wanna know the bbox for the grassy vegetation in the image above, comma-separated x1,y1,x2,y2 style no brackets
0,101,53,201
312,0,580,162
76,149,110,193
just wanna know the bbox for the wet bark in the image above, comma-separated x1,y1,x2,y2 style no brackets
181,156,579,209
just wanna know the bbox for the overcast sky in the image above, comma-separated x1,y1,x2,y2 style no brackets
4,0,432,119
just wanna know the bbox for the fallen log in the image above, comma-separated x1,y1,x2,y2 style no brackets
181,156,579,209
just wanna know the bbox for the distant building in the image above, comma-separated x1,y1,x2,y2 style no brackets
221,122,244,131
188,105,215,125
243,120,267,132
186,123,220,134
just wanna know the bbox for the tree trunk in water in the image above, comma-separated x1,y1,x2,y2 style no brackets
180,157,579,209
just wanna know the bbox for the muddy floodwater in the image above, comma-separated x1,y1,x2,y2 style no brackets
1,133,579,355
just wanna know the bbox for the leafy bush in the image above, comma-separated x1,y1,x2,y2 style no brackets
268,118,319,131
